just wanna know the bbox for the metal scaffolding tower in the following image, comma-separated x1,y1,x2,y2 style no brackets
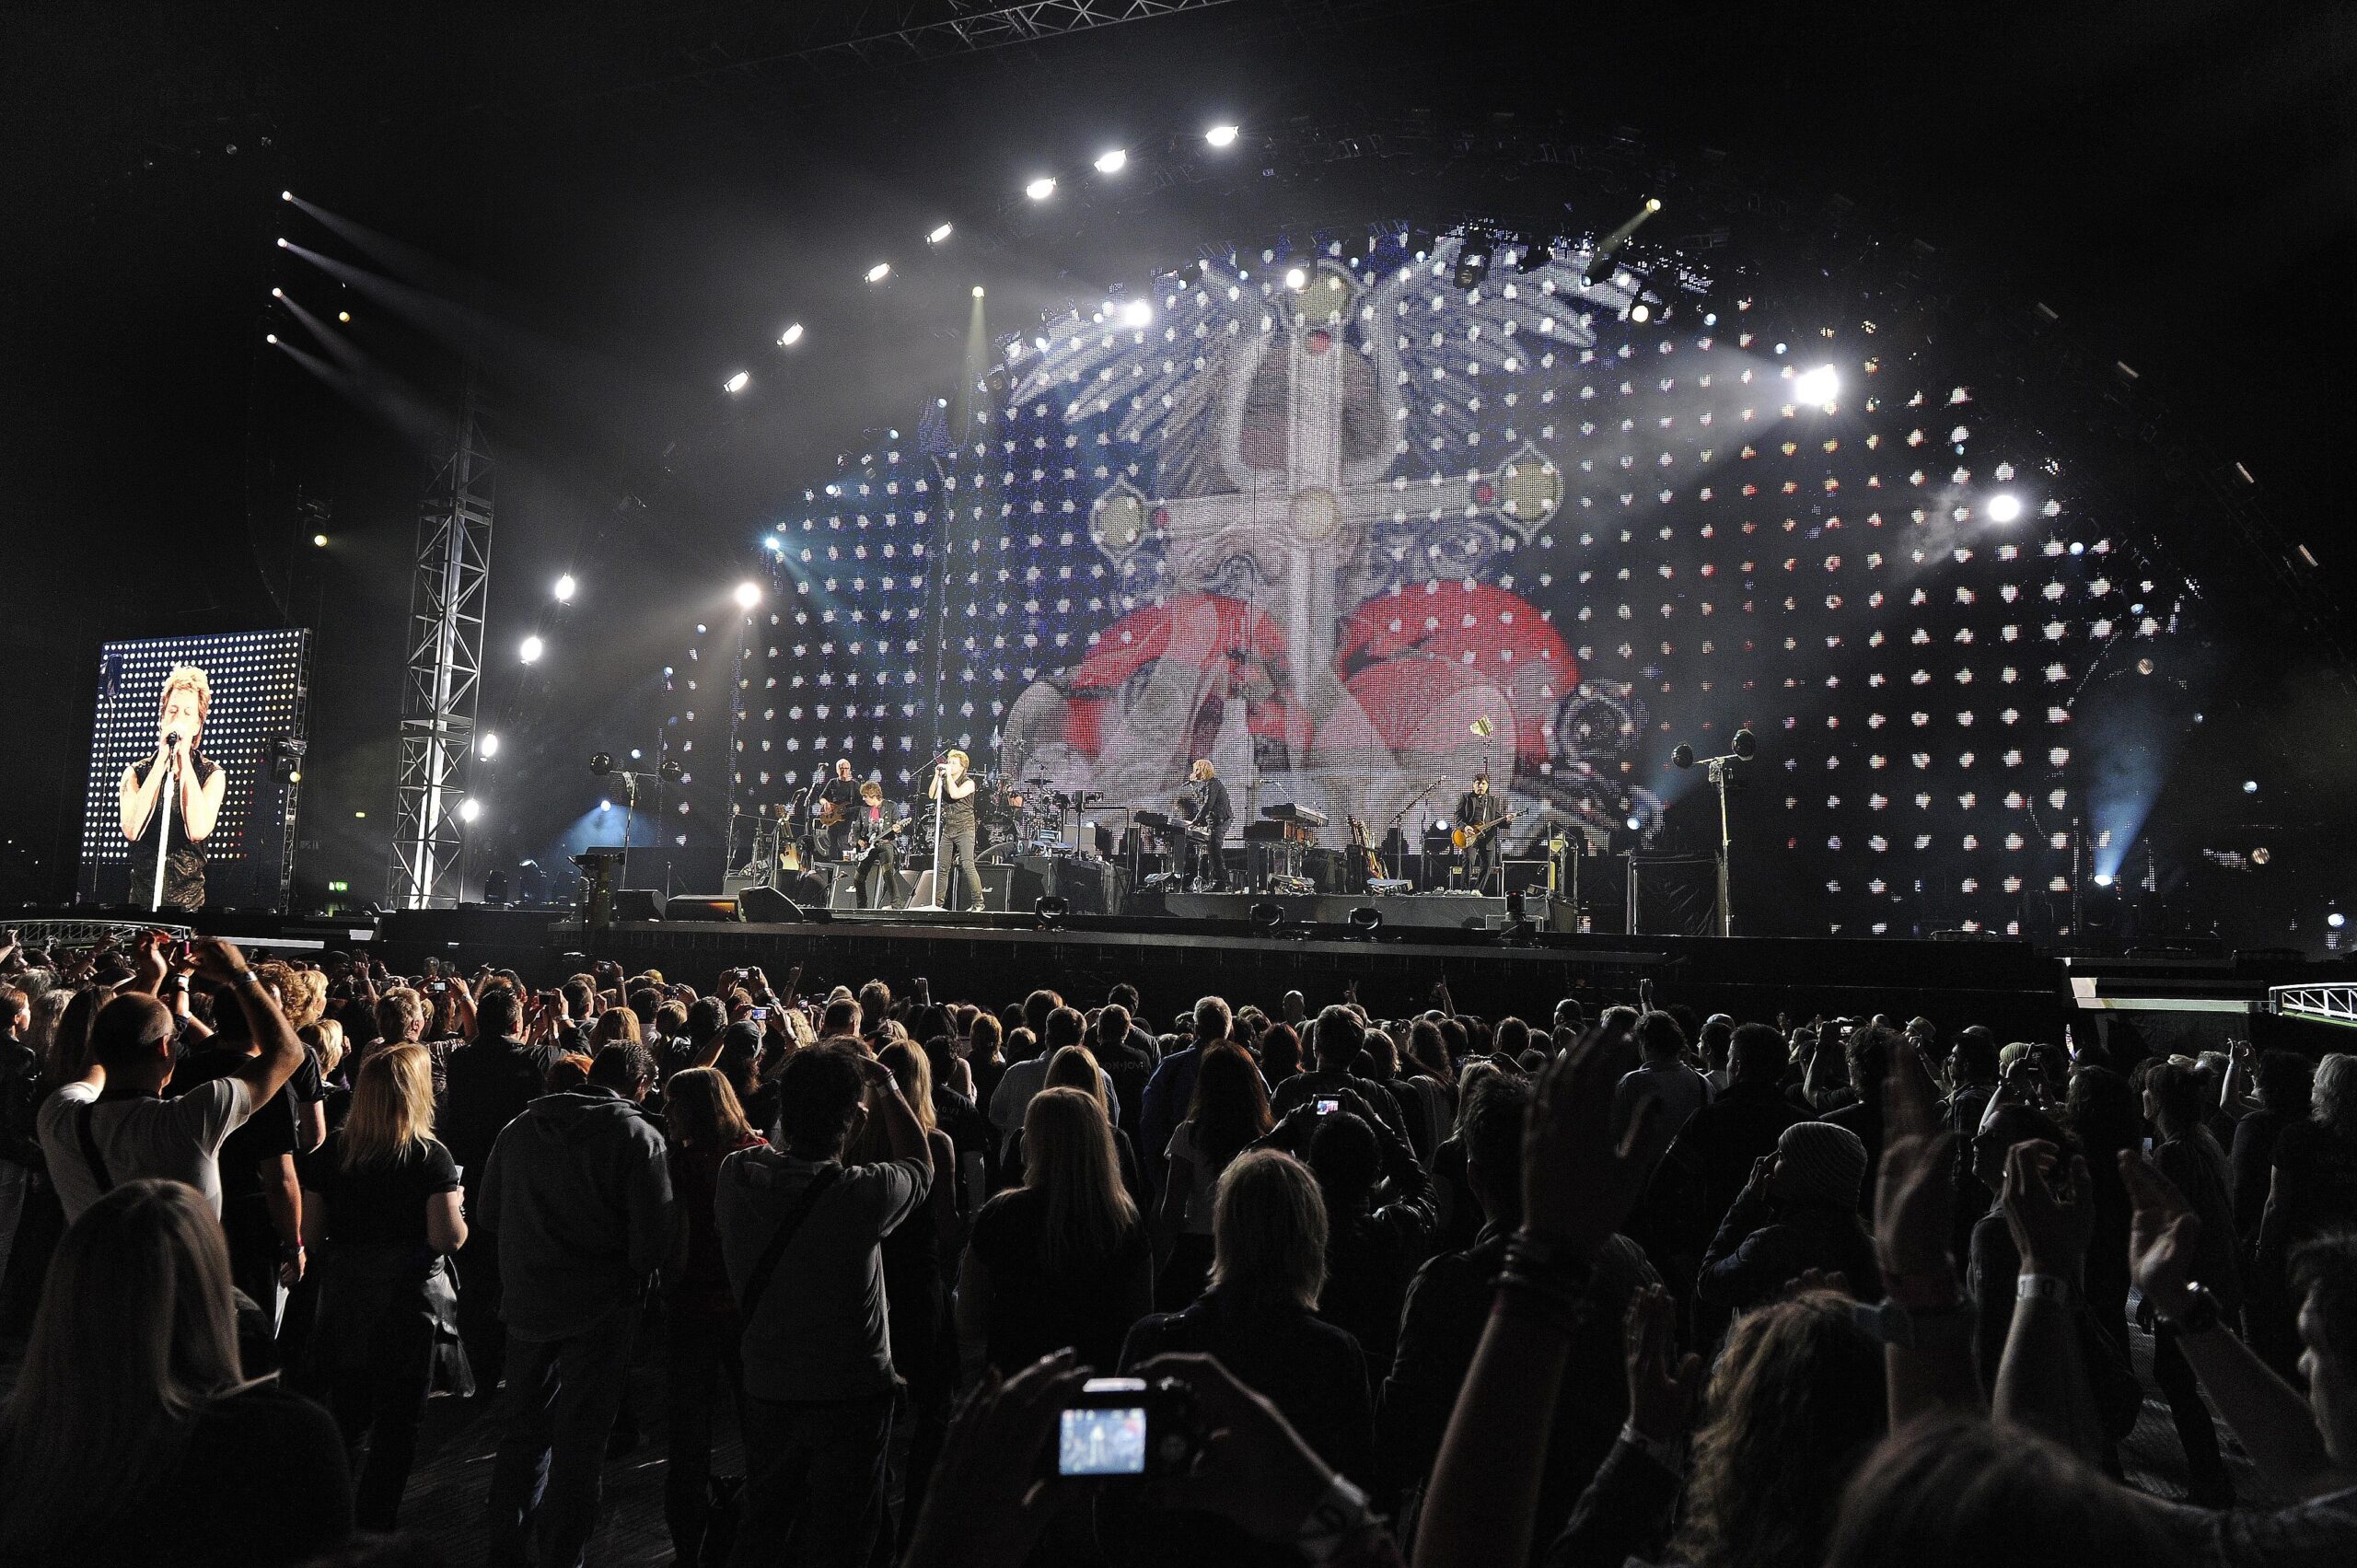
387,376,493,909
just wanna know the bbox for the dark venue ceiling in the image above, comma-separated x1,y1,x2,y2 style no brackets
2,1,2351,945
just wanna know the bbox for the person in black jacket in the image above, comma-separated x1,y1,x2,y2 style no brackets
1632,1022,1805,1308
1694,1121,1880,1349
1178,758,1232,891
1255,1094,1435,1372
1119,1148,1372,1568
441,986,560,1395
0,983,41,1295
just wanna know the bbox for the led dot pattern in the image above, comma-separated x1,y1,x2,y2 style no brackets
671,230,2189,935
82,631,308,872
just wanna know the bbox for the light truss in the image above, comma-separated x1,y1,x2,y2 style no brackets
387,376,493,910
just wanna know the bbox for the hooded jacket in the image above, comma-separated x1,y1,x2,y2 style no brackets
478,1086,675,1342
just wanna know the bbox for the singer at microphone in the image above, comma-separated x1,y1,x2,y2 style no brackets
118,664,226,910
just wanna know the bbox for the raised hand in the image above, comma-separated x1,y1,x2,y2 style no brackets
1874,1035,1956,1280
1523,1025,1666,1262
2119,1151,2201,1318
2001,1139,2096,1276
188,935,252,986
1623,1284,1705,1443
902,1350,1094,1568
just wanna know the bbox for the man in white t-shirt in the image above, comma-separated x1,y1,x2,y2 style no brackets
39,936,307,1223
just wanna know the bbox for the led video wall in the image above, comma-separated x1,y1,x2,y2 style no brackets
677,228,2190,936
82,629,310,912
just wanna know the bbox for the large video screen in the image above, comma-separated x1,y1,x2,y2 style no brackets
81,630,311,912
682,227,2192,937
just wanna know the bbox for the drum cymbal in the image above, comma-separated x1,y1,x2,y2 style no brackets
1021,776,1054,787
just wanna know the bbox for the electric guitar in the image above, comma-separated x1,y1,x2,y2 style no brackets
1345,816,1384,880
1450,807,1520,852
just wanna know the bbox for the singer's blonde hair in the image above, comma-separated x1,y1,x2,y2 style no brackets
945,749,970,770
158,666,211,728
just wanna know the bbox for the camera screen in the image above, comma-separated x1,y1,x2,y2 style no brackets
1058,1405,1147,1476
1314,1096,1341,1115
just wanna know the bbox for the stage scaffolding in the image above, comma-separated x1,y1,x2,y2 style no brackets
387,376,494,910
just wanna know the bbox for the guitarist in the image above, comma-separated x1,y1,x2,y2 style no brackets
1177,758,1233,891
814,759,864,862
1453,772,1508,894
851,781,910,911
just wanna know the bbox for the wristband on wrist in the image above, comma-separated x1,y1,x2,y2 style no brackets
1852,1295,1976,1349
2015,1272,2074,1307
1617,1422,1683,1473
2165,1285,2223,1336
1293,1473,1379,1565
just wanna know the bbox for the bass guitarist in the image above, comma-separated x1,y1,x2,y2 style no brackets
1453,772,1509,894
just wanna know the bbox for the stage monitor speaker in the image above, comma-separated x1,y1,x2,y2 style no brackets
828,866,920,911
663,894,741,923
612,889,664,923
1502,859,1557,898
737,885,815,923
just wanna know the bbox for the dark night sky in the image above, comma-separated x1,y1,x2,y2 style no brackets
2,0,2349,910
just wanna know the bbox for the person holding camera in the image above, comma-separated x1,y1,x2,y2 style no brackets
716,1044,933,1567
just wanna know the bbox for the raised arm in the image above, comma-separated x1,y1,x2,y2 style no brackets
120,746,168,841
194,937,307,1108
1415,1027,1666,1568
2119,1151,2344,1496
1991,1139,2105,1459
1875,1040,1983,1425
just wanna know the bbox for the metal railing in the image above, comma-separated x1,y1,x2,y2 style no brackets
2272,983,2357,1026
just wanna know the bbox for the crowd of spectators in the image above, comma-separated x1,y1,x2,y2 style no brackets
0,923,2352,1567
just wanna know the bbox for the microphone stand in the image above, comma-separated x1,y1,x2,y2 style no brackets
911,750,953,912
150,740,180,911
1387,775,1447,885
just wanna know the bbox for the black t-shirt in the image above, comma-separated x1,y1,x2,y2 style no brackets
300,1132,459,1249
41,1383,353,1568
969,1185,1152,1374
168,1049,298,1209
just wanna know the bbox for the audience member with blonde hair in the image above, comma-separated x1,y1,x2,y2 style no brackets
297,1042,467,1530
0,1179,353,1565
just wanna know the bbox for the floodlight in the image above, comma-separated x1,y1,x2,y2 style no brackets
277,238,288,248
659,759,683,784
1120,299,1153,327
478,733,500,759
1645,197,1663,212
2092,872,2114,888
1205,123,1239,147
311,533,328,548
724,370,750,394
1672,743,1696,769
272,287,283,297
458,798,482,824
589,753,613,776
265,333,278,343
735,581,761,610
1985,494,2023,523
1248,900,1283,931
1283,266,1307,290
1732,727,1759,760
553,573,577,602
519,635,545,664
1025,177,1056,200
1793,365,1840,404
598,798,612,811
1095,148,1127,174
1626,816,1644,831
2253,846,2272,865
1034,895,1069,929
778,322,804,345
1630,301,1652,323
927,222,954,244
1348,906,1384,936
2243,779,2259,795
337,310,350,323
281,190,292,201
865,262,891,283
972,285,985,298
2330,912,2347,930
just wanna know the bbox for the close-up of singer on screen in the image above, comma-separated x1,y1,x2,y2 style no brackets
117,663,226,910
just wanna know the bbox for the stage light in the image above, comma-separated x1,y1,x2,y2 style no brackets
590,753,613,776
277,238,288,248
1646,197,1663,212
271,286,283,297
1986,494,2023,523
1283,266,1307,290
2243,779,2259,794
1672,743,1695,769
927,222,954,244
337,310,350,323
2253,846,2272,865
865,262,891,283
1025,176,1056,200
1206,123,1239,147
265,332,278,344
1034,894,1069,929
281,190,292,201
1119,298,1153,327
1629,301,1652,323
724,370,750,395
659,759,682,784
1794,366,1840,404
2330,912,2347,930
1348,906,1384,936
631,749,642,761
478,732,500,759
734,581,761,610
1095,148,1127,174
1732,727,1759,760
598,797,612,812
552,574,579,603
972,285,985,298
1626,815,1644,831
778,322,804,346
458,798,482,824
519,635,544,664
2092,871,2114,888
1248,900,1283,931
